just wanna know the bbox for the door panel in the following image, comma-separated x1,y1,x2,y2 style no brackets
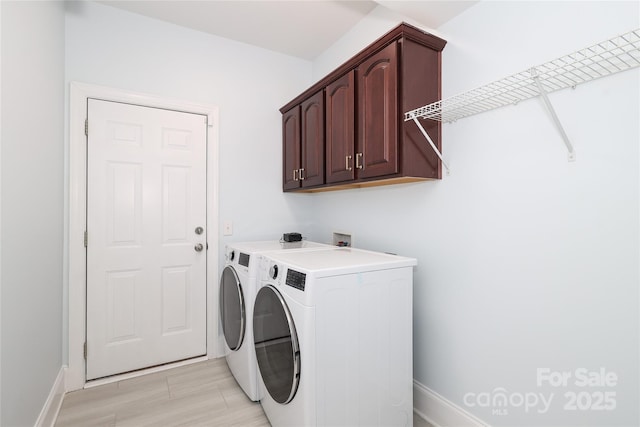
107,162,142,245
106,270,140,343
161,265,191,334
326,71,355,184
300,90,325,187
282,106,301,190
87,99,207,380
357,42,399,179
162,166,190,243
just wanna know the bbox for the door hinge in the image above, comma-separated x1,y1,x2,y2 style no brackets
84,342,87,360
84,231,88,248
84,119,88,136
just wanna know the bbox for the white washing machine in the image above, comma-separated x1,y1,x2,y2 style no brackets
219,240,331,401
253,247,417,426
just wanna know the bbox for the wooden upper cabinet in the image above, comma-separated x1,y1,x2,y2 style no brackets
325,71,355,184
280,22,447,192
282,106,301,191
300,91,325,187
282,90,325,190
357,42,398,180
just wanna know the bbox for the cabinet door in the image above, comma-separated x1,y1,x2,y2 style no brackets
326,71,355,184
357,42,399,179
300,91,325,188
282,106,301,190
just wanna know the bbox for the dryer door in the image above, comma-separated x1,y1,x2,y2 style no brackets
253,285,300,404
219,266,245,351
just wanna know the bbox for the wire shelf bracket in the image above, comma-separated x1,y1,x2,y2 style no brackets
411,117,451,174
405,28,640,165
530,67,576,161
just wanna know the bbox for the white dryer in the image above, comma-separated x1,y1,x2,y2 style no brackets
253,247,417,426
219,240,331,401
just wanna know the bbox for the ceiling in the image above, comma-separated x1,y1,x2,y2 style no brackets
97,1,479,60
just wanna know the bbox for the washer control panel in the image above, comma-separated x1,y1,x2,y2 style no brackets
238,252,250,267
285,269,306,291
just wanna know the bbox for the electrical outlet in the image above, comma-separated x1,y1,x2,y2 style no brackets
223,221,233,236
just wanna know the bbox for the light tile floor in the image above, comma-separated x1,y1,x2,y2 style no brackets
55,358,434,426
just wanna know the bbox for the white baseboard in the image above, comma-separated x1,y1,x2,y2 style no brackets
414,380,489,427
35,366,66,427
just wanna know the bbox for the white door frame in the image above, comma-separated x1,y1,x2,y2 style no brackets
68,82,220,391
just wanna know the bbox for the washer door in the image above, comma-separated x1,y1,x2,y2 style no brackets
253,285,300,404
219,266,245,351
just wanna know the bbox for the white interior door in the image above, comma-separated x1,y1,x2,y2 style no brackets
86,99,207,380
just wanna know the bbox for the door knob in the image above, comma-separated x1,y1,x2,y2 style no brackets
194,243,204,252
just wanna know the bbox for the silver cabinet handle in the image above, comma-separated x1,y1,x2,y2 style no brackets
355,152,363,169
346,155,352,171
194,243,204,252
299,168,305,180
293,169,299,181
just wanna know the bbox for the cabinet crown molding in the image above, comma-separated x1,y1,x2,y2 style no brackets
280,22,446,113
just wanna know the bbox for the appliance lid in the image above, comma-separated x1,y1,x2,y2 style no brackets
228,240,330,254
265,247,417,278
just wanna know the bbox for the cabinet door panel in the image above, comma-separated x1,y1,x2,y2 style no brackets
326,71,355,184
282,106,301,190
357,42,398,179
300,91,325,188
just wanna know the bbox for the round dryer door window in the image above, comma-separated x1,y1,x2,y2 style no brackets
219,266,245,351
253,285,300,404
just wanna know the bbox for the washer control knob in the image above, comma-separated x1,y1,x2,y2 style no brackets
269,264,278,279
229,250,235,262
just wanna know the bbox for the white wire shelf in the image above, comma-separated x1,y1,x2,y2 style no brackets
405,28,640,124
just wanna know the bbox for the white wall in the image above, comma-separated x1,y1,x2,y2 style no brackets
312,5,414,81
1,3,3,421
1,3,3,422
308,2,639,426
0,1,65,425
64,1,317,363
